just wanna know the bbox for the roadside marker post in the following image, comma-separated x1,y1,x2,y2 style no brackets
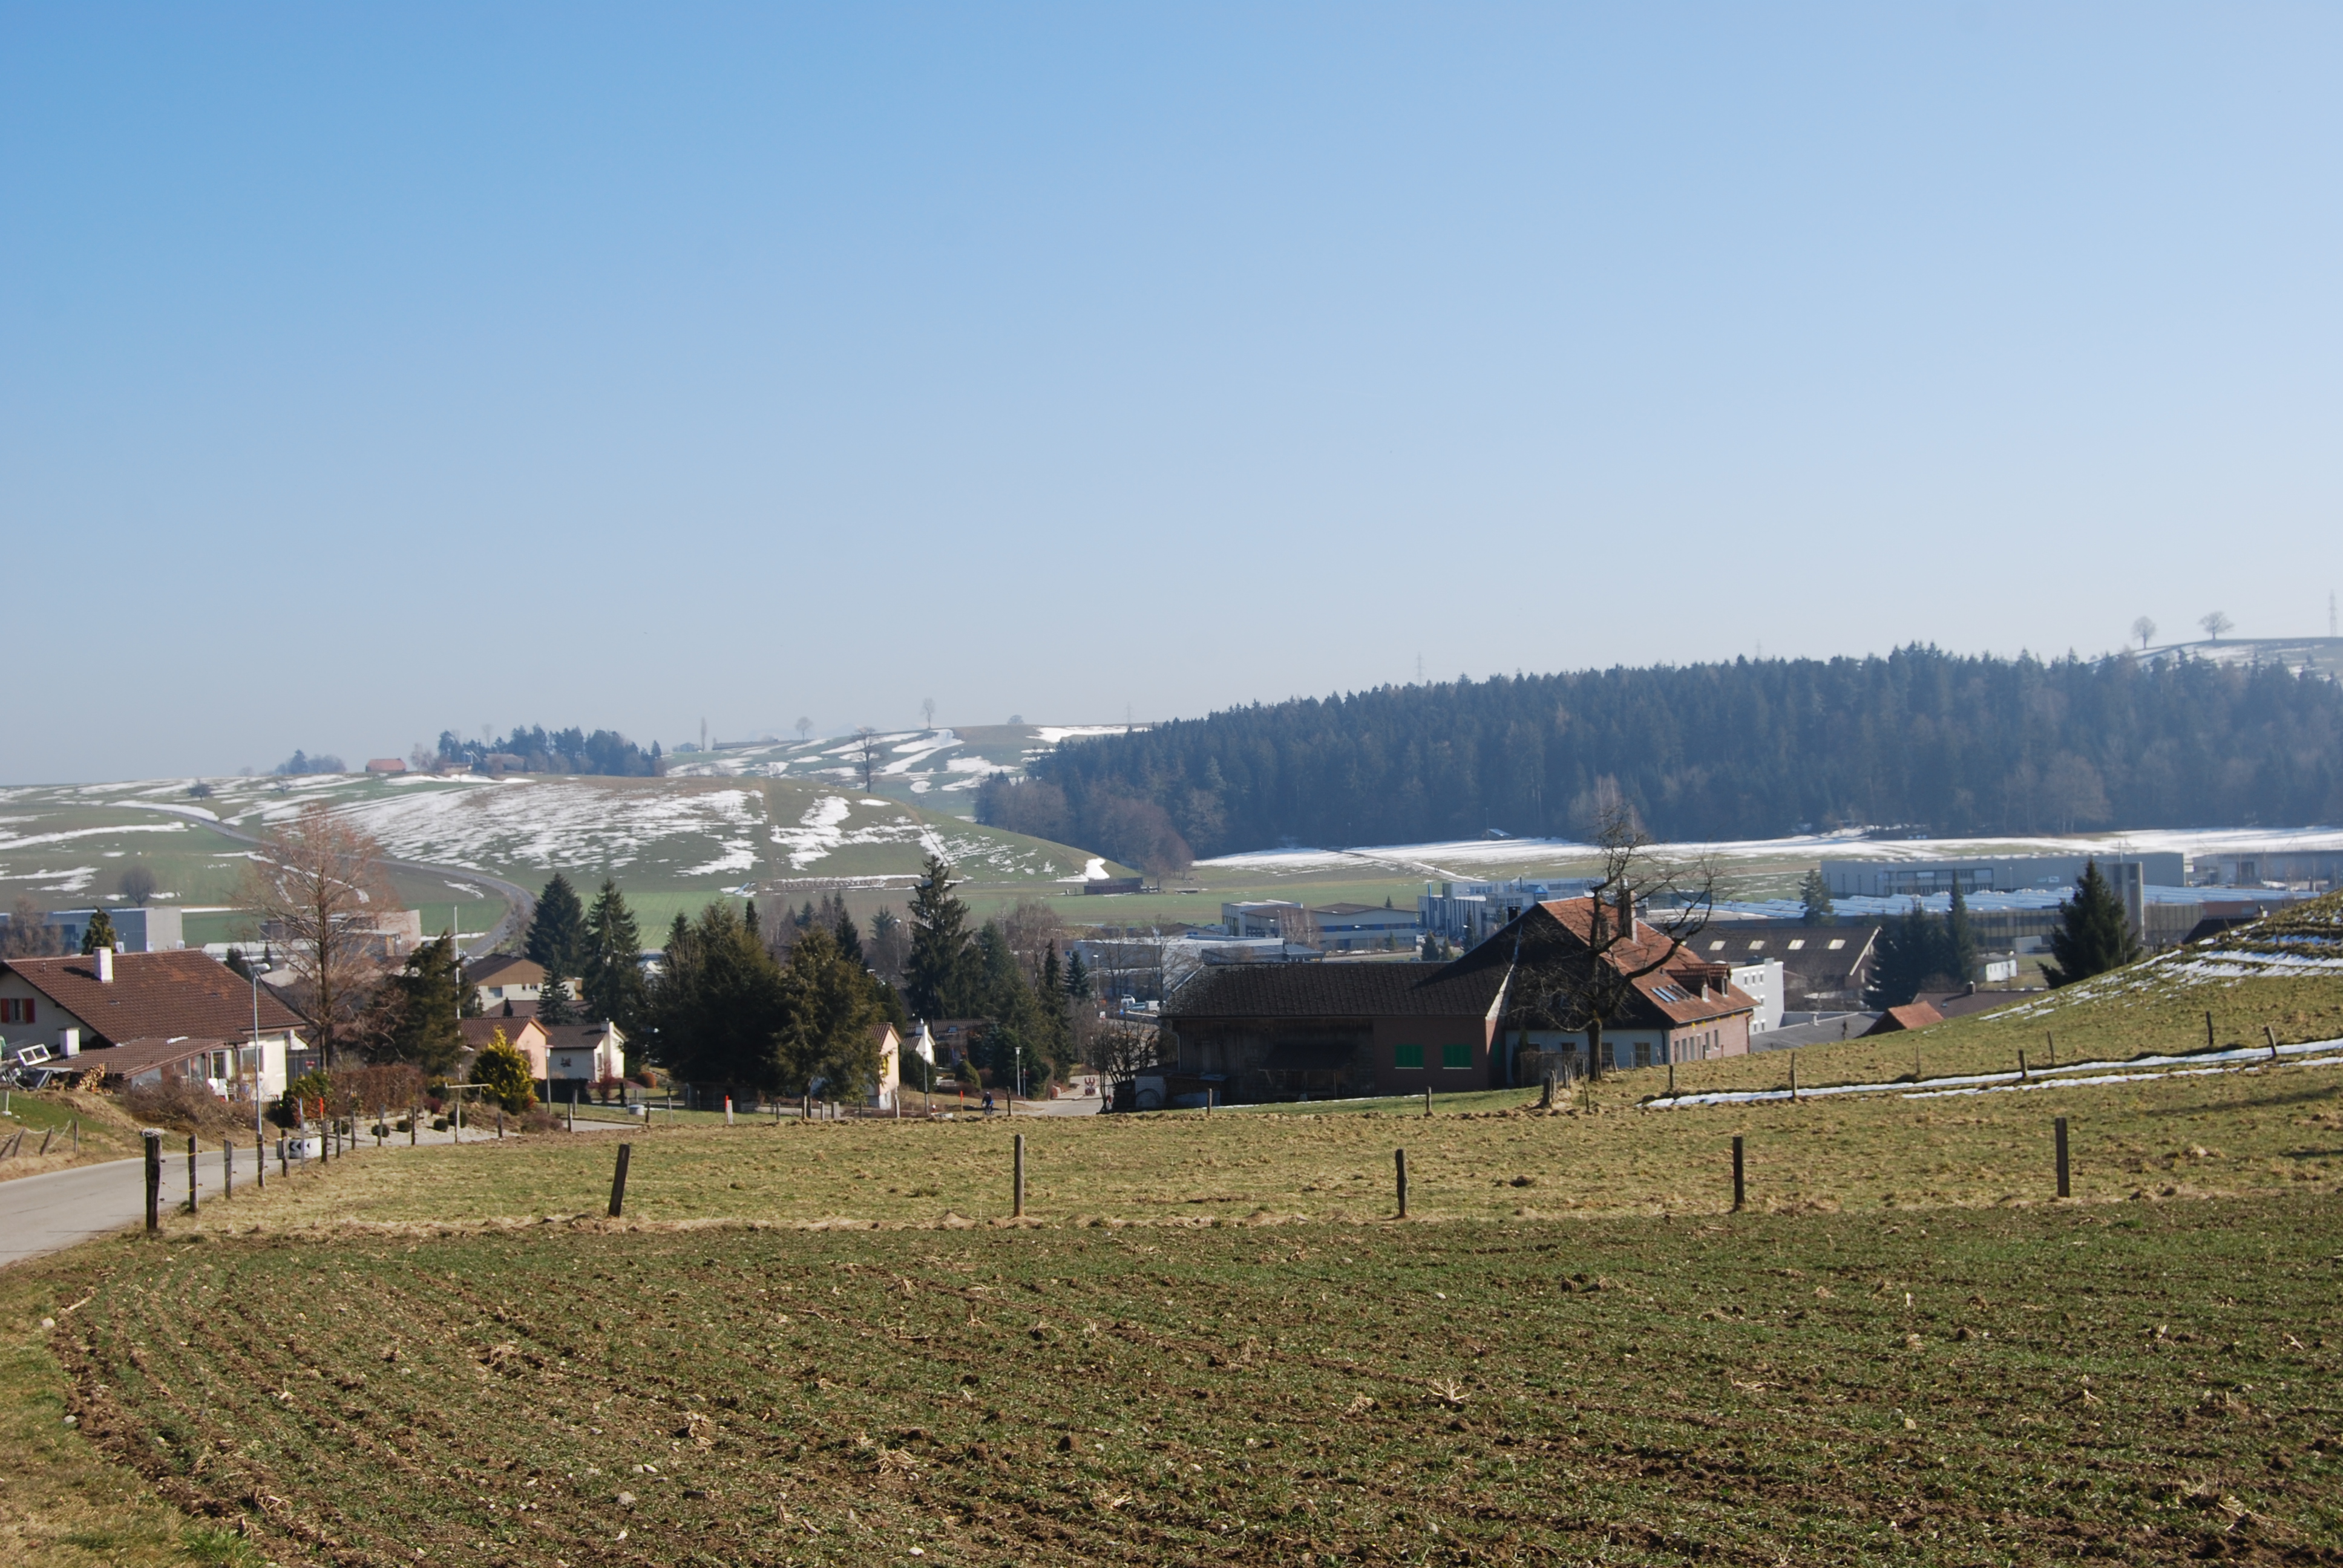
2054,1117,2071,1198
1013,1133,1026,1219
1395,1148,1409,1218
143,1131,161,1233
726,1096,734,1127
608,1143,631,1218
1732,1136,1746,1212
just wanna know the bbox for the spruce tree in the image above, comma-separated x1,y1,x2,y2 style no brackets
582,878,648,1039
835,910,864,964
537,973,577,1026
905,855,975,1020
80,908,117,954
1063,949,1090,1004
1944,880,1980,985
1864,901,1941,1008
775,925,883,1098
526,873,587,979
1797,870,1836,926
384,934,467,1076
2043,859,2141,987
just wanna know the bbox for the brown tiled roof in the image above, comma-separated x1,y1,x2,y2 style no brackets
1519,900,1756,1029
1863,1001,1945,1035
542,1022,621,1052
459,1017,548,1053
86,1035,237,1079
4,952,305,1048
467,955,544,987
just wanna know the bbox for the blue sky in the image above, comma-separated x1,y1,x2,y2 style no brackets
4,4,2339,780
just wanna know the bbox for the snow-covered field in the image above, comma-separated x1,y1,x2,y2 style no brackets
1198,825,2343,878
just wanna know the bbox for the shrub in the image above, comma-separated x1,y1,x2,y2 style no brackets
119,1079,250,1137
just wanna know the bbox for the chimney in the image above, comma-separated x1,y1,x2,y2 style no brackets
96,947,114,983
59,1027,80,1057
1616,886,1636,943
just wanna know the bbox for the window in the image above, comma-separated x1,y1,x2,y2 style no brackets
1441,1043,1471,1070
1707,940,1725,952
1747,940,1765,951
1634,1041,1651,1068
1395,1044,1424,1070
1786,939,1806,950
1827,939,1846,950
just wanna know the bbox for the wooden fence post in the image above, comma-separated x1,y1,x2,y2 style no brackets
255,1131,264,1191
2019,1049,2030,1083
608,1142,631,1218
2054,1117,2070,1199
1013,1133,1026,1218
223,1137,232,1198
1424,1087,1433,1119
2266,1024,2280,1060
143,1131,162,1232
1395,1148,1409,1218
186,1134,198,1215
2206,1011,2215,1051
1789,1053,1798,1103
1732,1135,1745,1212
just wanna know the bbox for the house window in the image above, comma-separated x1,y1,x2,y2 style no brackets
1827,939,1846,950
1441,1044,1471,1070
1634,1041,1651,1068
1787,939,1805,950
1395,1044,1424,1070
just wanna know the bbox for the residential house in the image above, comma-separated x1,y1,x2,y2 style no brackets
465,955,546,1013
543,1022,626,1102
365,758,408,774
0,950,306,1100
458,1015,552,1085
869,1022,902,1109
90,1036,245,1094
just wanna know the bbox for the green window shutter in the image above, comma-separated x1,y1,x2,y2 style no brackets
1441,1043,1472,1070
1394,1044,1424,1070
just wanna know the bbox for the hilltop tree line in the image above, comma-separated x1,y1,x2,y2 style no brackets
1003,647,2343,865
433,725,664,777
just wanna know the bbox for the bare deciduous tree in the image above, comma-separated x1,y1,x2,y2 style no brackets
921,696,937,731
795,717,813,743
853,727,885,791
117,863,158,907
2131,616,2157,652
239,802,397,1071
1510,795,1717,1082
998,897,1065,990
2200,610,2233,641
2,894,65,958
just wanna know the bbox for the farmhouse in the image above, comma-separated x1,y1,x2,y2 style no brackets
0,949,307,1099
1161,896,1757,1101
543,1021,626,1100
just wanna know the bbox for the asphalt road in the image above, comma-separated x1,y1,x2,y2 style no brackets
0,1145,243,1268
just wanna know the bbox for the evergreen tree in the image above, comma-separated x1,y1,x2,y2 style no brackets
223,946,252,981
1944,880,1980,985
647,901,786,1091
1062,949,1090,1004
382,933,466,1076
1864,902,1942,1008
525,873,586,979
2043,859,2141,987
581,878,648,1039
774,925,883,1097
835,909,864,964
745,898,761,941
537,973,578,1026
80,909,117,954
905,855,975,1020
1797,870,1836,926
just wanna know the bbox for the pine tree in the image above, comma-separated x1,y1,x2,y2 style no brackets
382,933,466,1076
582,878,648,1040
835,910,864,963
905,855,975,1021
647,900,786,1091
774,925,883,1098
525,873,586,979
538,973,578,1026
80,909,117,954
2043,859,2141,987
1864,902,1941,1008
1797,870,1836,926
1944,880,1980,985
745,898,760,941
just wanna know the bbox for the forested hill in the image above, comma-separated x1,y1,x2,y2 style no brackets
989,649,2343,867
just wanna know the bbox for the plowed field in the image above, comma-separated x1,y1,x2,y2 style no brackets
42,1192,2343,1566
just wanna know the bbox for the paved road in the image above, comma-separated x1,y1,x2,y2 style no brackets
0,1145,247,1268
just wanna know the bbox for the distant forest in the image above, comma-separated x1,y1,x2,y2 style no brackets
984,648,2343,868
437,726,664,777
